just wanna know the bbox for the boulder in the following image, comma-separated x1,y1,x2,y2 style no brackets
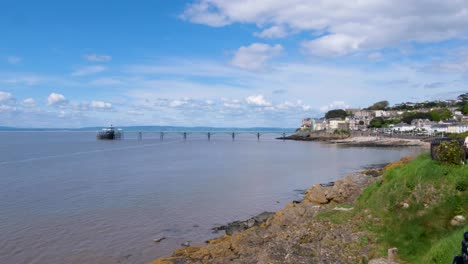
450,215,466,226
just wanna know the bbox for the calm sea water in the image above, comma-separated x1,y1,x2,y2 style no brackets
0,131,423,264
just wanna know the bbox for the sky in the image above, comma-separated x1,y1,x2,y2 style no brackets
1,0,468,128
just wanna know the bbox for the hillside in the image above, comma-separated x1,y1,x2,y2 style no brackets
153,155,467,263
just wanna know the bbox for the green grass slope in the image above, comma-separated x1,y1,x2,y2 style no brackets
357,154,468,263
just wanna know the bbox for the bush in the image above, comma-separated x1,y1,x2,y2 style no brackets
435,141,465,165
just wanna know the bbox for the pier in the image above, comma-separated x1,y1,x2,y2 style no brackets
125,131,293,141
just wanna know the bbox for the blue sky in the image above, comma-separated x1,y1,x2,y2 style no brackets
1,0,467,128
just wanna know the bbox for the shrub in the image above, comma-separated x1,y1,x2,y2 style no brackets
435,141,465,165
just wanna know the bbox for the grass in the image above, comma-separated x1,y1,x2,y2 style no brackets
420,229,466,263
355,154,468,262
314,154,468,262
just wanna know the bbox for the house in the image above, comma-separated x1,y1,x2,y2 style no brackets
301,118,313,130
393,122,415,132
314,119,327,131
411,119,433,128
447,123,468,134
354,110,373,119
430,124,448,134
328,118,347,130
461,116,468,124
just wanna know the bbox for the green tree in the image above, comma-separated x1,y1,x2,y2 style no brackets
429,108,452,121
457,93,468,102
369,117,384,128
368,100,390,110
402,112,432,124
461,102,468,115
325,109,347,120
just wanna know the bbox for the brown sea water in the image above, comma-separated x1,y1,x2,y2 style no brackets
0,131,423,263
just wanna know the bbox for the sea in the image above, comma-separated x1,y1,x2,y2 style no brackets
0,129,424,264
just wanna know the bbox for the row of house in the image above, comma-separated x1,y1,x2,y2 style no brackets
300,108,468,135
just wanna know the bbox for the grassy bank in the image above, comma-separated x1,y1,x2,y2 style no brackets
323,154,468,263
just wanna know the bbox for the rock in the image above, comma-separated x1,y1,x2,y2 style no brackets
450,215,466,226
402,202,409,209
388,247,398,261
304,184,329,204
212,211,275,236
304,173,375,205
181,241,191,247
333,206,354,211
153,237,166,243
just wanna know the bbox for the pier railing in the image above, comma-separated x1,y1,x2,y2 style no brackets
122,131,295,141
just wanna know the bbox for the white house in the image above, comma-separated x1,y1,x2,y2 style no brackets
393,123,415,132
447,124,468,133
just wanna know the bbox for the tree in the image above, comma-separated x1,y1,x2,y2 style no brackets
325,109,347,120
368,100,389,110
457,93,468,102
369,117,384,128
461,102,468,115
429,108,453,122
401,112,432,124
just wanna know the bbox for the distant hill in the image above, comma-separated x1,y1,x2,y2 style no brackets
0,125,295,132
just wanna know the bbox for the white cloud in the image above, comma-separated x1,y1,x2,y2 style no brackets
183,0,468,56
180,1,230,27
245,94,272,107
47,93,68,106
231,43,283,70
302,34,364,57
71,65,106,76
168,99,188,108
0,105,15,112
7,56,22,65
22,98,36,107
84,54,112,62
319,101,350,112
0,91,13,102
254,26,287,38
90,100,112,109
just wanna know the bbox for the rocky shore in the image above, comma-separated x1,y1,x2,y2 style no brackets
151,160,409,264
281,133,430,148
331,136,430,148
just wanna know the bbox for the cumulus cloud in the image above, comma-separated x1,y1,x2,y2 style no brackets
245,94,272,107
22,98,36,107
7,56,22,65
183,0,468,56
0,91,14,102
71,65,106,76
302,34,364,57
180,1,230,27
231,43,283,70
319,101,349,112
47,93,68,106
254,26,288,38
84,54,112,62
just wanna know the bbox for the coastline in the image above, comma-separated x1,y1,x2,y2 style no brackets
281,133,431,148
151,158,410,264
